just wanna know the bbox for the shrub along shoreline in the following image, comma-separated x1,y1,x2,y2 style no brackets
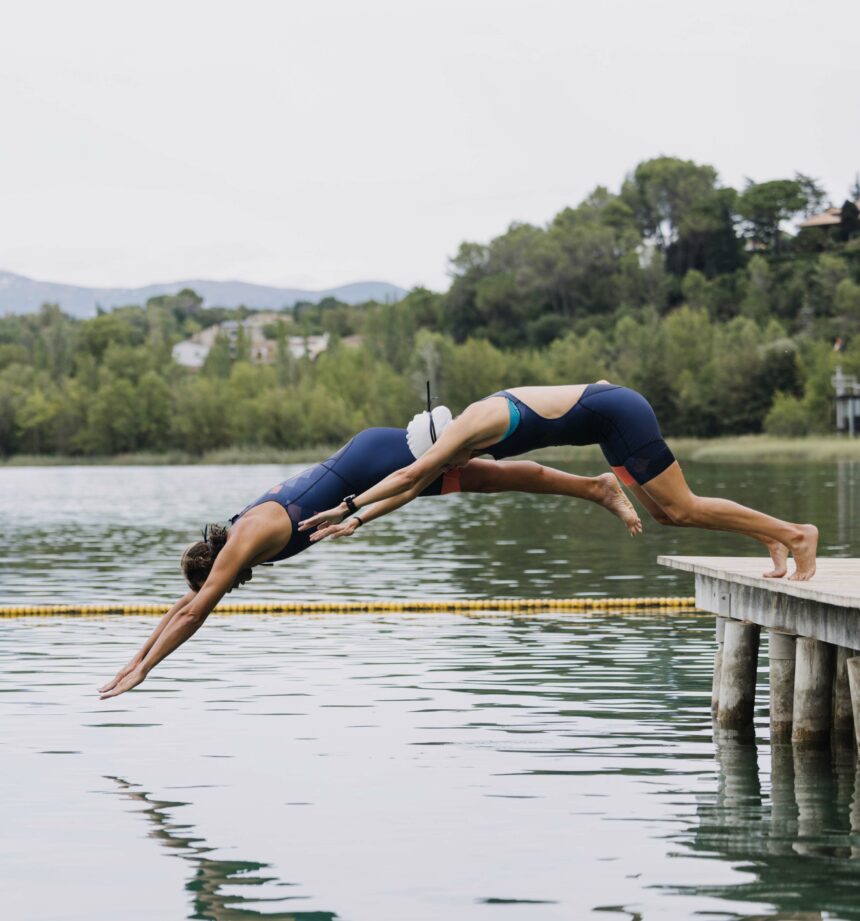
4,435,859,468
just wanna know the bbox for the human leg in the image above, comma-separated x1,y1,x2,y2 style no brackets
624,479,790,578
640,462,817,580
459,459,642,536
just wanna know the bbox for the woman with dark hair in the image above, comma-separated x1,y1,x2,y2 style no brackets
98,419,640,700
300,382,819,581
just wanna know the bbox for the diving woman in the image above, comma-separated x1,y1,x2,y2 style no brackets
299,383,818,581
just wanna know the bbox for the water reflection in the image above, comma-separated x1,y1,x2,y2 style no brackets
836,460,859,550
670,737,860,919
109,776,338,921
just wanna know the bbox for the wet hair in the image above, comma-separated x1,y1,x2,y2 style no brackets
180,523,252,592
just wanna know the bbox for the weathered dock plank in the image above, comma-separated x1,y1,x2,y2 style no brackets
658,556,860,648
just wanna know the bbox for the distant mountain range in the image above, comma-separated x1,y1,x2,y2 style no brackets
0,270,407,318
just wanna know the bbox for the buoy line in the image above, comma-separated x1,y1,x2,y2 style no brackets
0,597,698,617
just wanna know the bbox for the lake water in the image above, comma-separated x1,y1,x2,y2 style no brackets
2,459,860,920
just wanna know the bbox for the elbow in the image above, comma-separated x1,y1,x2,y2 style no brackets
396,467,421,493
180,606,208,629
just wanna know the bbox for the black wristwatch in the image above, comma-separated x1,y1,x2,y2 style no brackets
343,494,359,514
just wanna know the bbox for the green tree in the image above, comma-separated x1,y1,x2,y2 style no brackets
202,333,233,378
764,392,809,436
17,386,61,454
795,172,829,217
737,179,806,253
621,156,719,250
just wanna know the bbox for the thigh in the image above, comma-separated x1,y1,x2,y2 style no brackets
458,458,497,492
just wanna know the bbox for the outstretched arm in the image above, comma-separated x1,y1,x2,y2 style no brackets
98,528,263,700
98,590,197,695
299,401,508,536
307,488,428,542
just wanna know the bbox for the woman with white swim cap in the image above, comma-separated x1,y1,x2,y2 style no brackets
299,381,818,582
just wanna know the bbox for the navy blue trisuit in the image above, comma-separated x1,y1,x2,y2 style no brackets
231,428,460,563
485,383,675,487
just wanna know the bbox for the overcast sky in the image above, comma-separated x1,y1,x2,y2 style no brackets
1,0,858,292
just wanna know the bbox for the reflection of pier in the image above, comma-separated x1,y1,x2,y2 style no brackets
660,557,860,749
107,777,337,921
669,737,860,919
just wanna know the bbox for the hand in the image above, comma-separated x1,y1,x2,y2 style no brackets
298,503,348,532
309,516,361,543
99,664,147,700
98,658,142,695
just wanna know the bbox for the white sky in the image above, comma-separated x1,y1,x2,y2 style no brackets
1,0,858,292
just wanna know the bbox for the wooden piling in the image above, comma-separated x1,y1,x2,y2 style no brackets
852,757,860,858
712,616,727,718
792,638,835,749
717,620,760,733
845,657,860,750
769,631,795,742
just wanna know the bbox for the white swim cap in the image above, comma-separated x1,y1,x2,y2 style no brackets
406,405,453,458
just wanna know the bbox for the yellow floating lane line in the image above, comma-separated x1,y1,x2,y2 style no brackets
0,597,698,617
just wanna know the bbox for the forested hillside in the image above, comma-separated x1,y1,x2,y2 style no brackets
2,156,859,458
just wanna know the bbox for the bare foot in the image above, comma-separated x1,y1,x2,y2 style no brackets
596,473,643,537
762,540,788,578
788,524,819,581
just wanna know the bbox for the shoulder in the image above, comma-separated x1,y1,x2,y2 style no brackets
460,396,507,422
222,509,290,567
448,398,509,444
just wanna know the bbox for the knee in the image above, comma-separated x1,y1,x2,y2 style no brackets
650,510,677,527
661,500,697,527
522,460,545,483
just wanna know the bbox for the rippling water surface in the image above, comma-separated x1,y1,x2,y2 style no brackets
1,460,857,602
2,460,859,920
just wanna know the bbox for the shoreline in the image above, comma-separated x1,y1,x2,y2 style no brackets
2,435,860,467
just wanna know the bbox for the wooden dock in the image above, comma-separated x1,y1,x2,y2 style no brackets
659,556,860,748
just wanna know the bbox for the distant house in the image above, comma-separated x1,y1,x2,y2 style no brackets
798,200,860,230
172,340,210,370
171,313,331,369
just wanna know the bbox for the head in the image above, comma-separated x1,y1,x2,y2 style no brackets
406,405,453,460
180,523,252,593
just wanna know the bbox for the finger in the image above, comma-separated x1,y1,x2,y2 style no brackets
300,512,330,530
98,673,125,693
